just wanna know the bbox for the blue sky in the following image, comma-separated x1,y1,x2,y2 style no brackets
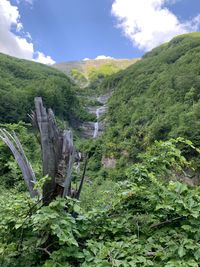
15,0,134,61
0,0,200,64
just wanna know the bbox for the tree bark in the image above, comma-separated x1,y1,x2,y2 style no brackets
31,97,75,204
0,97,81,204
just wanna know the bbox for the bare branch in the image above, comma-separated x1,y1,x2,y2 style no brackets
0,129,39,198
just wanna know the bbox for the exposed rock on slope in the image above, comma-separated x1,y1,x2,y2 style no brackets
53,58,140,87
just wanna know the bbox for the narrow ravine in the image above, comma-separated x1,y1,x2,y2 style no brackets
92,95,109,138
80,94,110,139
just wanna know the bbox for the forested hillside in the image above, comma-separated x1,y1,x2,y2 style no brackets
1,34,200,267
100,33,200,162
0,53,88,124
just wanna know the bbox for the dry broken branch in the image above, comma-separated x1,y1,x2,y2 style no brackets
0,129,39,198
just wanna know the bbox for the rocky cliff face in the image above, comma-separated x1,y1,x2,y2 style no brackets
79,94,110,138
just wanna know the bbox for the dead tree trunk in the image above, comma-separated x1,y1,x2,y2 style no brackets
0,97,87,204
30,97,75,204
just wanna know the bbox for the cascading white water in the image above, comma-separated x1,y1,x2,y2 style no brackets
93,105,107,138
80,94,110,138
93,122,98,138
93,108,100,138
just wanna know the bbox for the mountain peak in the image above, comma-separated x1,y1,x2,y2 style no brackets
53,57,140,87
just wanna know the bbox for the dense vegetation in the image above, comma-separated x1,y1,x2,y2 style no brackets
0,53,89,124
1,138,200,266
100,33,200,165
1,33,200,266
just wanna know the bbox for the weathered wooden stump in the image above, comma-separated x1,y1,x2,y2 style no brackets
0,97,86,204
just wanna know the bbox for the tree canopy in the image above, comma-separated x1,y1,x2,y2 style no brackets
100,33,200,163
0,53,87,124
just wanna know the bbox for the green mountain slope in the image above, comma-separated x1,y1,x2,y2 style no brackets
101,33,200,161
53,58,140,87
2,35,200,267
0,53,86,124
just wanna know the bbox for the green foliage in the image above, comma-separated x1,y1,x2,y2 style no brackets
100,33,200,166
70,69,88,87
87,63,120,89
0,122,41,190
0,194,82,267
34,175,51,195
2,33,200,267
0,53,88,124
1,139,200,266
54,58,139,90
80,178,118,211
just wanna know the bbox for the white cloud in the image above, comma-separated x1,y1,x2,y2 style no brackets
0,0,55,64
111,0,200,51
34,52,55,65
190,14,200,31
95,55,114,60
83,55,114,61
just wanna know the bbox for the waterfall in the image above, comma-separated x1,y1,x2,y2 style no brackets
93,105,107,138
80,94,110,138
93,108,100,138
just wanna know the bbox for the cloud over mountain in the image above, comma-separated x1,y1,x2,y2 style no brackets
83,55,114,61
95,55,114,60
0,0,55,64
111,0,200,51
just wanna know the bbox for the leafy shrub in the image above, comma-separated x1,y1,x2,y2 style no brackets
1,139,200,266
